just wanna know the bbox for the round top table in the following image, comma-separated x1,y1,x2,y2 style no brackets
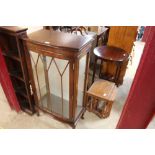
94,46,129,62
92,46,129,86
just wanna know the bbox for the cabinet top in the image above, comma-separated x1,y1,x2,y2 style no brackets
0,26,28,33
26,29,93,51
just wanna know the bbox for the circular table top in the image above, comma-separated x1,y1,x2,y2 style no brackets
94,46,129,62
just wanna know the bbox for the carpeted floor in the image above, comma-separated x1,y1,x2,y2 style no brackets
1,41,153,129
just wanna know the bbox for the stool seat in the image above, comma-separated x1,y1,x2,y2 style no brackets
87,79,117,102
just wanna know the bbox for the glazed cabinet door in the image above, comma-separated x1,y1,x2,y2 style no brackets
29,51,70,120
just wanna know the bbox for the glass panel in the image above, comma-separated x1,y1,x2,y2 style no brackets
76,55,87,117
62,62,69,118
30,52,47,104
30,51,69,119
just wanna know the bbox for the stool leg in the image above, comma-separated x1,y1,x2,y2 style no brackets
86,95,93,112
90,97,95,112
102,101,113,118
93,98,98,111
92,56,98,84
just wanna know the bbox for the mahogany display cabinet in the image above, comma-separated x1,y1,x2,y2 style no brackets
23,29,93,128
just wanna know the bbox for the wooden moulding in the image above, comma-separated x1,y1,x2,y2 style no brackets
25,41,92,61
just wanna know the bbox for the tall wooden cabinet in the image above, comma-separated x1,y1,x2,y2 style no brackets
0,27,35,114
23,29,92,128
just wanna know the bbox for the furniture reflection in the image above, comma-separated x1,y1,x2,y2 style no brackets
71,26,88,35
23,29,93,128
86,80,117,118
43,26,110,68
44,26,87,34
92,46,129,86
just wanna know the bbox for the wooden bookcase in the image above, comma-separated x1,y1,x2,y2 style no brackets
0,26,35,114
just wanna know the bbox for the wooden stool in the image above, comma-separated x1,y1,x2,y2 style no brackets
86,80,117,118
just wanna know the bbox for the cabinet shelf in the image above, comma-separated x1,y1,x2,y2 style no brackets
9,72,24,82
39,93,83,120
2,52,20,62
16,92,28,99
15,87,28,99
10,76,27,97
0,26,35,115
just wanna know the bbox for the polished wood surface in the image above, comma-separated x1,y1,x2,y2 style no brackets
86,79,117,118
26,29,92,51
0,26,27,33
87,80,117,102
108,26,138,52
102,26,138,85
94,46,129,62
24,29,93,62
24,29,93,128
92,46,129,85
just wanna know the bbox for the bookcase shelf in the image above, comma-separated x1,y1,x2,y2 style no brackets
9,73,25,82
0,26,35,114
2,51,20,62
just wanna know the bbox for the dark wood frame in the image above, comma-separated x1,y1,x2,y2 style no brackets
23,30,92,128
0,26,35,114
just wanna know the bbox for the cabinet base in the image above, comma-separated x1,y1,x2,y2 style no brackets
35,106,86,129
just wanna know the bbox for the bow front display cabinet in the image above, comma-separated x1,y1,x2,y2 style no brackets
23,29,93,128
